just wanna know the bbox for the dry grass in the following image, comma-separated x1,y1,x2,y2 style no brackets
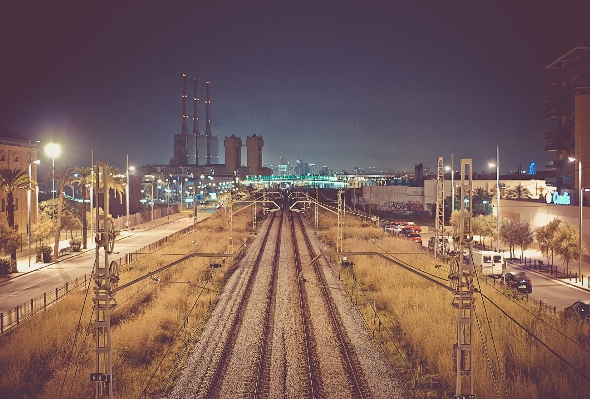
0,208,256,398
320,211,590,398
3,204,589,398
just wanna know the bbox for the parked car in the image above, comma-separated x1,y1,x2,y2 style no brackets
407,232,422,244
500,271,532,294
564,300,590,322
399,226,414,238
428,236,450,252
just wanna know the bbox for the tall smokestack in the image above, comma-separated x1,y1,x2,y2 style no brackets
193,78,200,136
205,80,212,164
182,74,189,134
205,81,212,137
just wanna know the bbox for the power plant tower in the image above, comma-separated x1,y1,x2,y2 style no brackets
190,77,200,165
182,74,189,134
246,134,264,175
205,81,219,164
173,73,189,166
224,134,242,172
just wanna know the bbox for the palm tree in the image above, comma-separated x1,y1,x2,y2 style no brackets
106,165,125,202
505,183,532,199
0,167,34,266
73,166,92,249
47,166,75,258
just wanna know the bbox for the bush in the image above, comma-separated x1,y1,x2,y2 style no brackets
36,245,52,263
0,258,11,277
69,238,82,252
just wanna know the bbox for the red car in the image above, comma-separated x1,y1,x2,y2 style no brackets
407,232,422,244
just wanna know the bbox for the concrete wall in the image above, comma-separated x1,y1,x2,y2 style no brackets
500,198,589,261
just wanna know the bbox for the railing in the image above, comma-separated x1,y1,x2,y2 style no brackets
0,219,196,334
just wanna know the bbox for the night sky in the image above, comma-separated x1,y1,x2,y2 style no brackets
3,0,590,176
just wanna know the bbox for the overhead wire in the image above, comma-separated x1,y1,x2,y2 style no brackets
480,291,590,383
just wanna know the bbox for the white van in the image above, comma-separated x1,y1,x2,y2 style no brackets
471,250,503,277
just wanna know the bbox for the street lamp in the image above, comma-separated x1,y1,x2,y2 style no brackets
27,151,40,268
569,156,583,280
125,155,134,230
490,147,500,252
44,142,61,200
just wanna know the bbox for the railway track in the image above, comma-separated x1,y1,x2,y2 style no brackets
166,193,405,399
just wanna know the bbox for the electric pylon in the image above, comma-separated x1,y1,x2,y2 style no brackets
449,158,475,398
91,162,119,398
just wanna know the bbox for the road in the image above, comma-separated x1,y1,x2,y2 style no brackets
0,211,212,314
420,230,590,311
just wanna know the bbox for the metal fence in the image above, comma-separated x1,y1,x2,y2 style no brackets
0,220,196,334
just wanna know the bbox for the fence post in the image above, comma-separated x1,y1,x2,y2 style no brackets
56,287,58,300
44,293,47,309
1,312,3,333
31,298,34,315
16,306,19,325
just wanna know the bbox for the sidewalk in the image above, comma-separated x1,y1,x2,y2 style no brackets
1,211,195,283
422,232,590,293
496,245,590,293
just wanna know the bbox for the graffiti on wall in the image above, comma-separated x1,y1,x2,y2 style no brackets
376,201,431,215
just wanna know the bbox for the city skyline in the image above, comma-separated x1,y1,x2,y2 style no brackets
3,1,590,175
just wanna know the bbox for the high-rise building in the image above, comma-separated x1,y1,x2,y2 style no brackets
545,44,590,192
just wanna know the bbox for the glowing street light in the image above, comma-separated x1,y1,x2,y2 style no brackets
569,156,583,280
125,155,135,230
44,142,61,200
489,147,500,251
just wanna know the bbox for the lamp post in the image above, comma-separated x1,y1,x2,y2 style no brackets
44,143,61,200
489,147,500,252
569,156,583,280
27,142,40,268
125,156,134,230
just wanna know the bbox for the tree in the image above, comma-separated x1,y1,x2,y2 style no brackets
73,166,92,249
553,221,586,275
0,167,34,268
500,219,520,258
46,166,75,259
534,218,561,265
505,183,532,199
515,221,534,258
106,165,125,203
473,214,496,248
0,224,21,271
33,213,56,246
61,210,82,240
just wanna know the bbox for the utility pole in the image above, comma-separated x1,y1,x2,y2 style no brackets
435,157,445,258
449,158,475,398
337,189,343,253
91,162,119,398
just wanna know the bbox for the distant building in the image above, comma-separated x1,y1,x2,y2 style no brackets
0,127,38,233
545,43,590,201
